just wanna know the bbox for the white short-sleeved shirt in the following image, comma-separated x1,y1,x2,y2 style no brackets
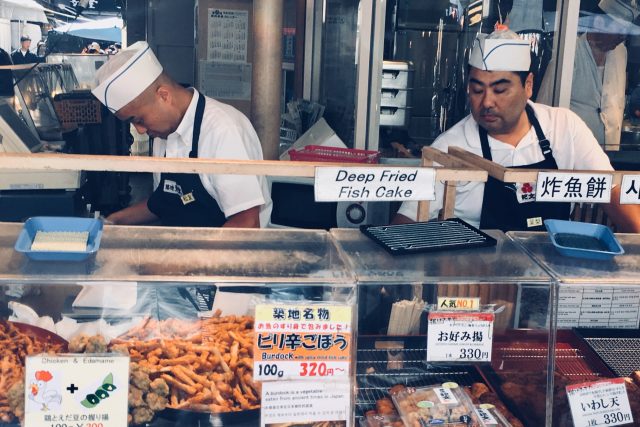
397,101,613,228
152,89,272,227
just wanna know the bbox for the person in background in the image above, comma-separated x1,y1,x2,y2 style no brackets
393,28,640,233
36,41,46,58
88,42,104,54
0,47,13,97
92,42,272,228
537,0,640,150
10,35,39,65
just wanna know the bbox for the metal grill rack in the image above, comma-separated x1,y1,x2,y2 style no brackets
581,337,640,378
360,218,497,255
492,343,605,379
356,347,485,415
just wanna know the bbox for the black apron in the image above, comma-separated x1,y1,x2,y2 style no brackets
147,93,227,227
479,104,571,231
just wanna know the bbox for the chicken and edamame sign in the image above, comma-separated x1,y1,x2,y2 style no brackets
24,355,129,427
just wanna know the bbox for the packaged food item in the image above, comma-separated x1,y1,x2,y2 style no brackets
366,412,404,427
474,404,513,426
391,382,481,426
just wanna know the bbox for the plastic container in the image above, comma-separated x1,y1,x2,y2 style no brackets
474,404,513,427
381,61,413,90
15,217,103,261
380,88,412,108
544,219,624,260
380,106,411,127
391,383,481,426
288,145,381,164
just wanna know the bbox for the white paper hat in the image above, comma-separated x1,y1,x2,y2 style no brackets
468,32,531,72
92,41,163,113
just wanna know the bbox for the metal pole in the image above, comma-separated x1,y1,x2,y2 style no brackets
251,0,284,160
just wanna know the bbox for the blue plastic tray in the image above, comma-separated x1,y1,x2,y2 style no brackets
14,217,103,261
544,219,624,260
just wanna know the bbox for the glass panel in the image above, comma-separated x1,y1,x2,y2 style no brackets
12,67,62,141
0,226,357,426
0,281,356,426
510,231,640,427
333,229,554,426
538,1,640,152
378,0,564,155
318,0,360,147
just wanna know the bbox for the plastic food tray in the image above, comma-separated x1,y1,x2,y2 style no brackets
288,145,381,164
544,219,624,260
360,218,497,255
14,217,103,261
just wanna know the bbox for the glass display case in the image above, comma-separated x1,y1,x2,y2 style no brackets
331,229,554,427
46,54,110,90
0,224,355,427
12,66,62,142
510,232,640,427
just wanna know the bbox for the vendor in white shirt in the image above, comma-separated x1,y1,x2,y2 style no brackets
393,29,640,232
92,42,272,228
537,0,640,150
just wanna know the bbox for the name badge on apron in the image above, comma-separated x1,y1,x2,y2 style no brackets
516,182,536,204
527,217,543,228
163,180,183,196
181,192,196,205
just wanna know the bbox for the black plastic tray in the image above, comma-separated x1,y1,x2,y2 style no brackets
574,328,640,378
360,218,497,255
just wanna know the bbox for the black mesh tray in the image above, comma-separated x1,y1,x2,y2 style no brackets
574,328,640,378
360,218,497,255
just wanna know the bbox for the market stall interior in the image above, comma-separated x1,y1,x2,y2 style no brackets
1,0,640,426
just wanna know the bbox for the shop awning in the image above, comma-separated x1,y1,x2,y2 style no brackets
0,0,48,23
53,16,122,42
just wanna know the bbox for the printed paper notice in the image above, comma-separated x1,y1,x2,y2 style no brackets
567,378,633,427
254,304,352,381
315,167,436,202
207,9,248,63
261,379,351,427
199,61,252,100
24,354,129,427
427,312,494,362
620,175,640,204
536,172,612,203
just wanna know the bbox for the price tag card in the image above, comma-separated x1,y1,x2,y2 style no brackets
260,379,351,427
536,172,612,203
437,297,481,311
426,312,494,362
620,175,640,204
567,378,633,427
315,167,436,202
24,354,129,427
254,304,352,381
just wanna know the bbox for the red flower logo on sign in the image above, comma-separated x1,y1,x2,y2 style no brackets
521,183,534,194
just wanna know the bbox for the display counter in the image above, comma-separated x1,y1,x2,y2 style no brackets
332,229,554,427
0,223,355,427
510,232,640,427
3,222,640,426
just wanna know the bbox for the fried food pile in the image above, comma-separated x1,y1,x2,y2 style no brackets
364,382,524,427
111,311,259,417
0,321,65,423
